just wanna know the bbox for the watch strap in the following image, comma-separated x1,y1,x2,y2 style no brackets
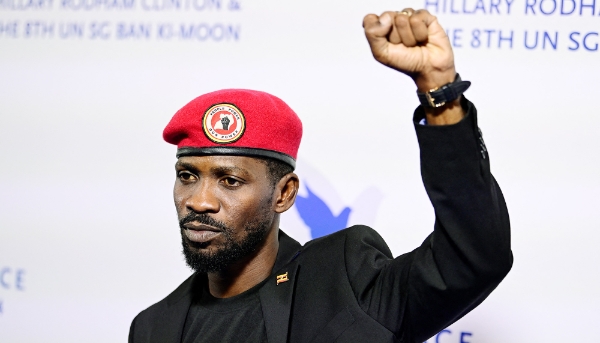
417,74,471,108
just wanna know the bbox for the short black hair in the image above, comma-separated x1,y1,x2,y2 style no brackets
257,157,294,187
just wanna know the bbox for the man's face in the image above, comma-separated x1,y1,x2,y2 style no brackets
174,155,277,273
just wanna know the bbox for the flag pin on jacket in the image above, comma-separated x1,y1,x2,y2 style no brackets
276,272,289,285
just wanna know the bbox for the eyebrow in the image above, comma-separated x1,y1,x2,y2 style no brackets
175,161,198,172
210,166,250,178
175,161,250,177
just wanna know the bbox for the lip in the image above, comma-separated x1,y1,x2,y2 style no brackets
184,229,221,243
183,223,222,243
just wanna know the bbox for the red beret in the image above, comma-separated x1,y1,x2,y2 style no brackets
163,89,303,169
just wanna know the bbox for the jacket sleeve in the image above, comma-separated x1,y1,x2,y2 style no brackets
128,316,136,343
345,97,513,342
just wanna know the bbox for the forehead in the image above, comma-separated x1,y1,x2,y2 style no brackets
176,155,268,175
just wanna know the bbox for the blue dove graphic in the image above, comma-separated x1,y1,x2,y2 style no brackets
295,184,352,239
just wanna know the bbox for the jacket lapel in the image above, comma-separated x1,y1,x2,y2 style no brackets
259,230,302,343
152,273,206,343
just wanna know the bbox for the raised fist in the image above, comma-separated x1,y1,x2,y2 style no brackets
363,9,456,93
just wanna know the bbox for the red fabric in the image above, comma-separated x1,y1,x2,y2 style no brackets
164,89,303,159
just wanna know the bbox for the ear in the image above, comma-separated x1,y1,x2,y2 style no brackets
273,173,300,214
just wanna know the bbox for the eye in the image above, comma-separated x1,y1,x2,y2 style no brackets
221,177,242,188
178,171,197,183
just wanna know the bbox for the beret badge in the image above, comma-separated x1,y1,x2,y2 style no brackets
202,103,246,144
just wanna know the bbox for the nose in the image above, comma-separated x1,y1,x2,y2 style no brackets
181,179,220,214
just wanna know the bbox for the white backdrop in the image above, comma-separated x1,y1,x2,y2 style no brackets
1,0,599,341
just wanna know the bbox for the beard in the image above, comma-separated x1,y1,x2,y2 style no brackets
179,211,272,273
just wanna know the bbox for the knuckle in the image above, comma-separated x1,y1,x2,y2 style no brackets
395,15,409,27
364,26,377,36
362,14,376,27
409,16,422,26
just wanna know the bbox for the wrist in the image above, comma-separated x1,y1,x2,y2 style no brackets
414,68,457,93
423,97,464,125
416,73,470,110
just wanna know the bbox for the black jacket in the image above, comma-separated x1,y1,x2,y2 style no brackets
129,99,513,343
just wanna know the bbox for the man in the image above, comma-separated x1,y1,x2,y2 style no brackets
129,8,512,343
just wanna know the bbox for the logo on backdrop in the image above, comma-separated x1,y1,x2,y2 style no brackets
423,329,473,343
284,161,383,241
202,103,246,144
0,266,26,315
295,185,352,239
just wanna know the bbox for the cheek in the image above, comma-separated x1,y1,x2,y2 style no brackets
221,201,247,225
222,193,272,228
173,184,188,214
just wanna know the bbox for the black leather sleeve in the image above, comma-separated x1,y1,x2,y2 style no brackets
346,98,513,342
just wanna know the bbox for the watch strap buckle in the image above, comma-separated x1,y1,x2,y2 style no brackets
417,74,471,108
425,89,445,108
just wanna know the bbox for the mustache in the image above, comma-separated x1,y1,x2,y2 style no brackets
179,212,230,232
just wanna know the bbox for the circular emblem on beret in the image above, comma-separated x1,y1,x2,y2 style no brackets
202,103,246,144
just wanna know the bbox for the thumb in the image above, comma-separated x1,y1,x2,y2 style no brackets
363,13,393,63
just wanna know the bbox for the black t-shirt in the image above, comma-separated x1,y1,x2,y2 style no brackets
181,278,268,343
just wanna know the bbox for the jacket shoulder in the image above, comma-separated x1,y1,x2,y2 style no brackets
304,225,392,258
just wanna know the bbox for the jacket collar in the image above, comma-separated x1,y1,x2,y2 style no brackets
155,230,302,342
272,229,302,272
260,230,302,343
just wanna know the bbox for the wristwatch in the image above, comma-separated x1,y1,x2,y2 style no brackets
417,74,471,108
